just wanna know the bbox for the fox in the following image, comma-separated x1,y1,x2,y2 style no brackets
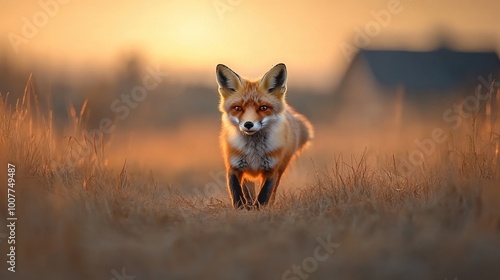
215,63,313,209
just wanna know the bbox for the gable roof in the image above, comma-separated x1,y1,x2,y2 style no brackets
357,47,500,92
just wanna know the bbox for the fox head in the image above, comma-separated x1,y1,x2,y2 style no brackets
216,63,287,135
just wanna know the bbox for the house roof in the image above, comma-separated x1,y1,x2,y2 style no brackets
358,47,500,92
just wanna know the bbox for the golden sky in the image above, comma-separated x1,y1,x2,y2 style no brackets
2,0,500,87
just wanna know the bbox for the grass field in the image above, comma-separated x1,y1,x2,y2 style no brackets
1,83,500,280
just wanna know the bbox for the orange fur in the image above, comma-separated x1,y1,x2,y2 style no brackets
216,63,313,208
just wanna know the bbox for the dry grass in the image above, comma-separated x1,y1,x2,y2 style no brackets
1,82,500,280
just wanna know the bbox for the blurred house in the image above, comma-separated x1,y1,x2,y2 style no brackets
333,45,500,129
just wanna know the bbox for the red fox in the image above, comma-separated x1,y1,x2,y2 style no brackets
216,63,313,208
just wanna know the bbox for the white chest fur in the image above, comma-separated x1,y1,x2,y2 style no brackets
228,127,283,172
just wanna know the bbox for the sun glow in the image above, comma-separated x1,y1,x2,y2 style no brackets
2,0,500,88
154,2,221,66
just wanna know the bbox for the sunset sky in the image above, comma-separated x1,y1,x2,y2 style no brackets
2,0,500,87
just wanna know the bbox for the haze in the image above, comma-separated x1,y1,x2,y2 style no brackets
2,0,500,88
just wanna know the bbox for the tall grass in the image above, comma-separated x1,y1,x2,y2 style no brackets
0,79,499,280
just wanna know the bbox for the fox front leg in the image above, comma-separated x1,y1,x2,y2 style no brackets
255,172,281,207
227,171,247,209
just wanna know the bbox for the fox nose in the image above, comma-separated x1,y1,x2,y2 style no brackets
243,121,254,129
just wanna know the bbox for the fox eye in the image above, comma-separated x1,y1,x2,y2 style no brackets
233,106,242,112
259,105,268,111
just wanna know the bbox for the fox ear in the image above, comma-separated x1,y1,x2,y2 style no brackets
216,64,242,97
260,63,287,95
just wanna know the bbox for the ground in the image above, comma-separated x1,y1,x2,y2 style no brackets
0,89,499,280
